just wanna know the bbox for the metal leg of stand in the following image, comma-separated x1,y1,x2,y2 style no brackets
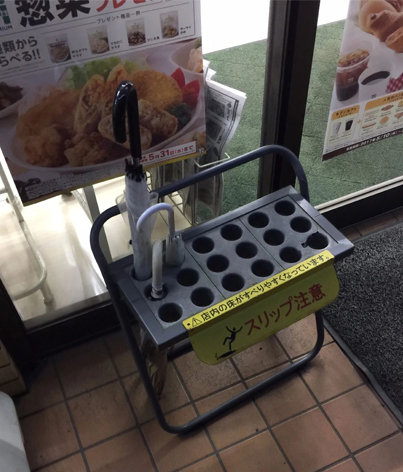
73,186,112,264
114,266,325,435
167,339,193,360
0,153,53,304
8,198,53,303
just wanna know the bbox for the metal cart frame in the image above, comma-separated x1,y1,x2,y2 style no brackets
90,145,326,435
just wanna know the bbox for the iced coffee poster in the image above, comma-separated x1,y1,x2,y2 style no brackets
323,0,403,160
0,0,205,204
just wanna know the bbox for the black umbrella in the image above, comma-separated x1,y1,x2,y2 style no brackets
113,81,156,281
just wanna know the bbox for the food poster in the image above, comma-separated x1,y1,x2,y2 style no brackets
0,0,205,204
323,0,403,160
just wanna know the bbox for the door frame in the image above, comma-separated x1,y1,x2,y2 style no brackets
0,278,36,373
259,0,321,197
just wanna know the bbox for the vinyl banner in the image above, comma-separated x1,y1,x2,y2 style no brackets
0,0,205,203
323,0,403,160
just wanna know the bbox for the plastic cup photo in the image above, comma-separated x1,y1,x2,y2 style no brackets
87,26,109,54
46,34,71,63
345,119,354,131
359,66,391,102
336,41,372,102
126,19,146,47
333,122,342,135
160,11,179,39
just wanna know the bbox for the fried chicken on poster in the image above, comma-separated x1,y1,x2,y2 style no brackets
15,57,200,168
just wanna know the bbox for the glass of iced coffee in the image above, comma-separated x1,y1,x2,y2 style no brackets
336,44,371,102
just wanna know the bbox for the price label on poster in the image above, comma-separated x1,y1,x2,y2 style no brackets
0,0,205,204
323,0,403,160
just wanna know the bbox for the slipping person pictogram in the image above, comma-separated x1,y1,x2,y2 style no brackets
216,325,243,360
223,326,243,351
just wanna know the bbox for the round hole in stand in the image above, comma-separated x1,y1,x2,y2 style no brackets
207,255,230,273
307,232,329,250
192,236,214,254
291,216,312,233
236,242,258,259
264,229,285,246
191,287,215,307
280,247,302,264
176,268,199,287
252,260,274,278
158,303,182,323
220,224,243,241
275,200,296,216
222,274,245,292
248,212,269,228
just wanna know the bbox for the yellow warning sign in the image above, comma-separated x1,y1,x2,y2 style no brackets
183,251,335,331
185,251,339,365
192,318,202,328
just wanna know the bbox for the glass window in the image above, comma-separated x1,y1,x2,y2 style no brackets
301,0,403,207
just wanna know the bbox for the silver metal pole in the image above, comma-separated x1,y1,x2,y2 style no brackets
0,151,53,303
83,185,113,264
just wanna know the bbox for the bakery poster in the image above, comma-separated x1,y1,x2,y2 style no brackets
0,0,205,204
323,0,403,160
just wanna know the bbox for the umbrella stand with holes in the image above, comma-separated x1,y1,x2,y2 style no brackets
91,82,354,436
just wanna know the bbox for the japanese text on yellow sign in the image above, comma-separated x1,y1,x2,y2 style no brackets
185,251,339,365
184,251,335,331
365,91,403,111
331,106,360,121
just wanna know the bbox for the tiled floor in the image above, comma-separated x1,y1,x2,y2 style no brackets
12,213,403,472
15,316,402,472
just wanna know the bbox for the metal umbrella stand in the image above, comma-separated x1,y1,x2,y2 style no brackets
90,84,355,435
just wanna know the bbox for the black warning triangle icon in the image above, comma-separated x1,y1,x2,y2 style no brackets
192,318,202,328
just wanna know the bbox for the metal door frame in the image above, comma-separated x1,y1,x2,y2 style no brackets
259,0,321,196
0,278,36,373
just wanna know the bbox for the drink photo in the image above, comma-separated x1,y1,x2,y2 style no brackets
359,64,391,102
333,122,342,135
336,43,372,102
345,119,354,131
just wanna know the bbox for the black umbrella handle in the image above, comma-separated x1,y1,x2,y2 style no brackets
113,81,143,172
113,80,131,143
127,86,142,169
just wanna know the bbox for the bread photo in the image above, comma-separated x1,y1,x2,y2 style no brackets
386,24,403,50
386,0,403,12
359,0,396,33
360,0,402,11
368,10,403,41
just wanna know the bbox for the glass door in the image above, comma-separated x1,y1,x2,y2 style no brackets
262,0,403,228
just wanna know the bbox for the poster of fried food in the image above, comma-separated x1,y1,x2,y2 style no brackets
0,0,205,204
323,0,403,160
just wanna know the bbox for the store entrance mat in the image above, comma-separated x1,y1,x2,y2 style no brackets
323,223,403,424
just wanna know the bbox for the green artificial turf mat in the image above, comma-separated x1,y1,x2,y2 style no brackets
206,20,403,210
